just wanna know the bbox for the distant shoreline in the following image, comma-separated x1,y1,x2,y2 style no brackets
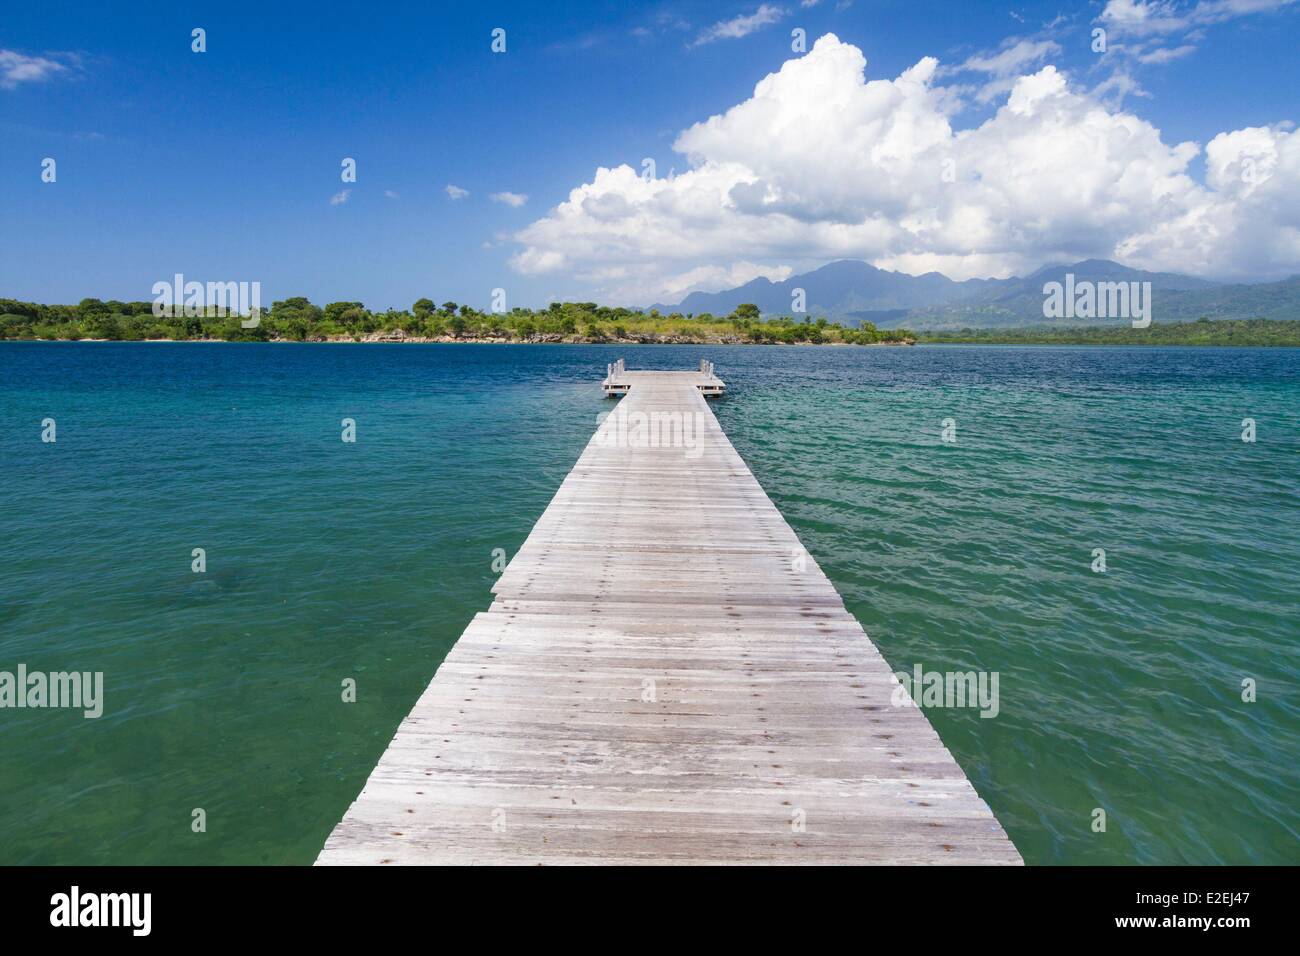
4,309,1296,347
0,298,912,346
1,335,915,346
4,336,1297,348
9,298,1295,346
913,317,1299,347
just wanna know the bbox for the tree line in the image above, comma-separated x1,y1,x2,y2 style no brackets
0,297,915,345
915,317,1300,347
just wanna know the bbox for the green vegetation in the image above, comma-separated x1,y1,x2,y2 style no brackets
0,297,915,345
916,318,1300,347
7,299,1294,346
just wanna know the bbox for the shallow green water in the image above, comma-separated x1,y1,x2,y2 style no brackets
1,342,1296,864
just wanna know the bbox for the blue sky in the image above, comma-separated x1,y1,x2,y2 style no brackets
2,0,1298,309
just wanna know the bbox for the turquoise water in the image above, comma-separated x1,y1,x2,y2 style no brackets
1,342,1296,864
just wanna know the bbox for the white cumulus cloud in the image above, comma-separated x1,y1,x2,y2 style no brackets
509,33,1300,302
445,184,469,200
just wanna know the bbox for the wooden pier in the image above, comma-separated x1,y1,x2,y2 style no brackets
317,363,1020,865
602,357,726,398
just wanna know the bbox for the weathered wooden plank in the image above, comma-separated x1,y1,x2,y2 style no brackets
317,367,1020,865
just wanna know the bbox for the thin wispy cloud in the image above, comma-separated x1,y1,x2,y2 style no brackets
691,4,785,47
384,190,399,199
445,184,469,200
1086,0,1297,106
1090,68,1150,106
1136,43,1197,63
958,38,1063,75
545,29,614,53
1098,0,1296,35
631,10,692,39
947,38,1064,103
329,189,351,205
1097,0,1297,67
0,49,77,89
489,191,528,207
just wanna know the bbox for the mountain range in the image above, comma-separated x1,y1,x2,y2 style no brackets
649,259,1300,331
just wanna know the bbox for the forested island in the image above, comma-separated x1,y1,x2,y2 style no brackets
0,298,912,345
4,297,1295,346
915,318,1300,346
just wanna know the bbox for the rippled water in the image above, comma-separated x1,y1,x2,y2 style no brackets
1,342,1296,864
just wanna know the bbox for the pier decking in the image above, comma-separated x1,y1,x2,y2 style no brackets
602,357,725,397
317,364,1020,865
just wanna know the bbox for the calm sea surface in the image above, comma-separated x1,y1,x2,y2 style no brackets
1,342,1296,864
